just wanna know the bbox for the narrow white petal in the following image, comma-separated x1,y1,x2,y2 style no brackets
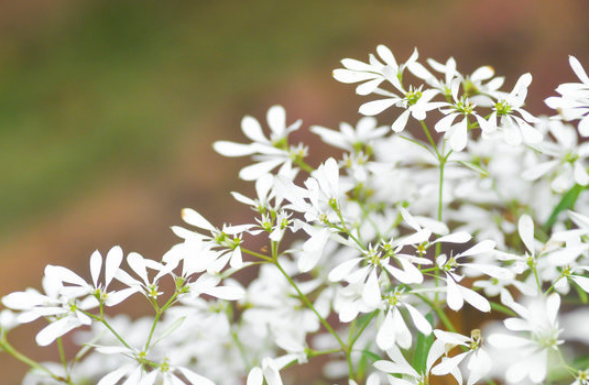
569,56,589,85
36,317,81,346
90,250,102,288
459,240,496,257
359,98,397,117
45,265,87,288
213,141,257,157
432,351,468,375
181,208,216,231
204,285,245,301
239,159,284,181
518,214,535,256
459,285,490,312
362,270,381,308
435,232,472,245
376,310,396,350
299,228,329,273
105,246,123,288
405,303,432,335
179,367,216,385
466,349,492,385
446,275,464,311
328,258,362,282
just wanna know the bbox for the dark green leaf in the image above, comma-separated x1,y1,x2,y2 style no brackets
412,313,434,374
543,184,586,232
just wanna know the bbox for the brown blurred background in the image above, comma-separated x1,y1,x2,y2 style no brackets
1,0,589,383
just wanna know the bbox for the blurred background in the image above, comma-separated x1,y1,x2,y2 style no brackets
1,0,589,383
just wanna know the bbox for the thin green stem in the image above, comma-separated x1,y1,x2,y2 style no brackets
273,261,352,378
294,158,314,173
57,337,69,381
231,330,250,369
349,311,377,349
0,338,71,384
489,301,517,317
414,293,457,333
241,248,273,263
420,120,440,158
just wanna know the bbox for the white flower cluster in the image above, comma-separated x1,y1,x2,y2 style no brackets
2,46,589,385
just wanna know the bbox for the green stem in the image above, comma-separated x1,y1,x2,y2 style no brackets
0,338,71,384
349,311,377,349
415,293,457,333
241,248,273,263
57,337,69,381
489,301,517,317
420,120,440,158
294,158,314,173
273,261,352,379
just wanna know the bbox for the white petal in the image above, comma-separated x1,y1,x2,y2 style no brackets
105,246,123,288
435,232,472,244
376,309,396,350
447,118,468,152
569,56,589,85
432,351,468,375
435,113,458,133
458,240,496,257
328,258,362,282
546,293,561,326
179,367,216,385
574,161,589,186
213,141,257,157
518,214,535,255
181,208,216,231
466,349,491,385
299,228,329,273
45,265,87,287
98,365,133,385
239,159,285,181
241,116,267,143
267,105,286,136
90,250,102,288
459,285,490,312
405,303,432,335
36,317,81,346
247,367,263,385
203,285,245,301
487,334,530,348
446,275,464,311
572,275,589,292
391,110,412,132
362,270,381,308
359,98,397,116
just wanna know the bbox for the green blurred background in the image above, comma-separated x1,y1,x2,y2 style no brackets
1,1,589,383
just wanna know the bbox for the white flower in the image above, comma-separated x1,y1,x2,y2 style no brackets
311,117,389,153
545,56,589,136
376,288,432,350
430,329,491,385
2,274,94,346
213,105,305,181
485,73,542,146
434,79,490,152
487,292,564,383
523,119,589,192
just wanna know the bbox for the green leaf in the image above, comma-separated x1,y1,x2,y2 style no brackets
456,160,490,177
357,348,382,380
359,349,382,363
412,313,434,374
543,184,586,232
